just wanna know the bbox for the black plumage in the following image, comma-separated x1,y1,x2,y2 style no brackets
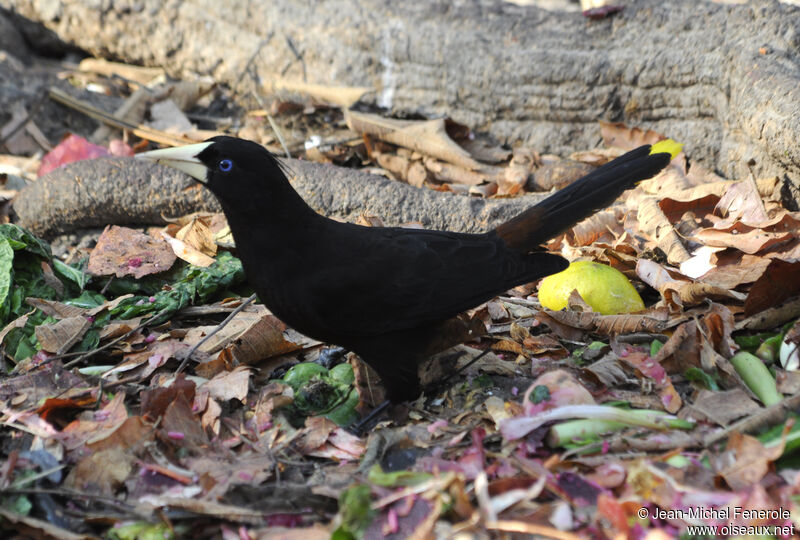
140,137,670,401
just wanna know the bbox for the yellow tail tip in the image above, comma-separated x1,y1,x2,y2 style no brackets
650,139,683,160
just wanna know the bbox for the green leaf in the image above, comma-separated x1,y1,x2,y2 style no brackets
107,522,176,540
367,465,432,487
337,484,374,539
64,290,107,309
650,339,664,357
52,258,89,290
684,367,720,391
109,251,245,323
0,236,14,319
0,224,51,259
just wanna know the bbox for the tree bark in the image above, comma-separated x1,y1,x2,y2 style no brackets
3,0,799,191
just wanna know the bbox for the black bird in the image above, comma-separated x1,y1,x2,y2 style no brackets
139,137,676,401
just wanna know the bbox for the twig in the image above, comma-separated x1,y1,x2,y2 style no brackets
49,87,192,147
0,91,49,150
234,34,273,91
57,307,173,369
175,293,257,375
284,35,307,82
49,373,142,403
249,88,291,158
267,114,292,159
703,391,800,447
0,487,146,519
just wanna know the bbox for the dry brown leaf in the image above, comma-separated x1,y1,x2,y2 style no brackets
693,224,793,254
60,392,128,450
422,157,496,185
653,304,733,373
712,431,785,491
636,259,746,309
161,392,208,448
103,339,189,381
615,347,681,413
688,388,760,426
637,197,691,264
374,151,412,180
714,178,769,226
658,194,720,223
487,300,510,321
201,366,250,403
744,259,800,316
569,209,624,246
201,397,222,435
64,447,133,495
498,148,535,196
87,416,153,454
88,225,176,278
87,293,135,317
160,230,215,267
583,353,633,387
491,338,525,356
25,297,86,319
34,316,91,354
345,110,483,170
469,182,498,197
176,217,217,257
459,138,511,164
539,307,670,336
183,305,319,370
269,78,372,108
356,214,385,227
693,254,771,290
568,147,622,166
0,312,31,345
663,178,777,204
638,167,692,197
533,311,586,341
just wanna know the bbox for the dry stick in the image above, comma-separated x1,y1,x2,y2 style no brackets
1,487,146,519
703,391,800,447
48,87,193,147
57,307,173,369
174,293,257,375
249,87,291,158
0,90,49,150
234,34,273,90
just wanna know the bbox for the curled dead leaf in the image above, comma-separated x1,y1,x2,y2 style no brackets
637,197,691,264
345,110,483,170
636,259,746,309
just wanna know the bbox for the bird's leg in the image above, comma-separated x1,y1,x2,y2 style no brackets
347,399,392,436
421,347,493,396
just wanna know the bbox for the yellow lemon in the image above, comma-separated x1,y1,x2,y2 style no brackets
538,261,645,315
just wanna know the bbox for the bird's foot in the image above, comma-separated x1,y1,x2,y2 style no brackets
347,400,392,436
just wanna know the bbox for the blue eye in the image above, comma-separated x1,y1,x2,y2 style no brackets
218,159,233,172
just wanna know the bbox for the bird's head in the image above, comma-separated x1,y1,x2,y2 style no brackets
137,136,288,202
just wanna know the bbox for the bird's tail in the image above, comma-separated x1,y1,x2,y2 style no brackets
494,141,680,250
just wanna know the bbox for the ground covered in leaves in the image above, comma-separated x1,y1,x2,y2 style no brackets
1,46,800,540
